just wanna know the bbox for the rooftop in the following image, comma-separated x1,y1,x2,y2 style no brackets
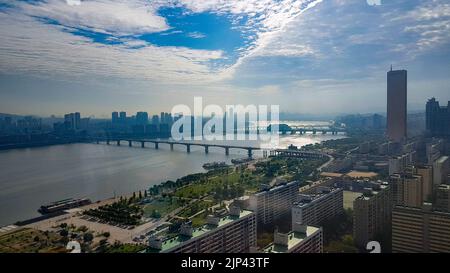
346,171,378,179
263,226,320,253
148,209,253,253
253,180,300,196
294,187,342,208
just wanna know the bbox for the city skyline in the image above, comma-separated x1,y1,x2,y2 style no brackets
1,0,450,117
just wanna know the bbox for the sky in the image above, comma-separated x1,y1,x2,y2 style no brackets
0,0,449,118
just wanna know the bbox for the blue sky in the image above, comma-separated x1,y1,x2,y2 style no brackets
0,0,449,117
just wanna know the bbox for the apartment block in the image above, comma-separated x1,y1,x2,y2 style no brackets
390,172,423,208
435,184,450,213
353,182,391,248
249,181,300,226
392,204,450,253
263,223,323,253
291,187,344,229
147,207,256,253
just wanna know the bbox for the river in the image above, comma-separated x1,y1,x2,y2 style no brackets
0,127,345,226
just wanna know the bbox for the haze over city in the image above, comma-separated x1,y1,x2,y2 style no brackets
1,0,450,117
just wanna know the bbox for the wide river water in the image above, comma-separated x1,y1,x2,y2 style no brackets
0,126,345,226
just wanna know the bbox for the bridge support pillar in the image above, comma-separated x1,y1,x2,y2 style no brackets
155,142,159,149
205,146,209,154
225,147,229,156
186,145,191,153
117,140,120,146
170,143,174,151
141,141,145,148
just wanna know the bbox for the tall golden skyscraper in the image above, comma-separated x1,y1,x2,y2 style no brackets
387,67,407,143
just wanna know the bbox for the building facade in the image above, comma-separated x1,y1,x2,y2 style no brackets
148,207,256,253
426,98,450,137
387,69,407,143
249,181,300,226
263,223,323,253
291,187,344,229
353,183,391,248
392,204,450,253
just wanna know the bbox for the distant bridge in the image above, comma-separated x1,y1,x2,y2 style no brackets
266,124,346,135
269,149,328,159
90,138,261,158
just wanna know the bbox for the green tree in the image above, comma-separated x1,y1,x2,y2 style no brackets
83,233,94,243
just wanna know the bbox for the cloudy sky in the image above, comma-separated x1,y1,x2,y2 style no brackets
0,0,449,118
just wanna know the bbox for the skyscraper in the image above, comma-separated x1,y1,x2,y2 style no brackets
387,68,407,143
135,112,149,125
426,98,450,137
112,112,119,125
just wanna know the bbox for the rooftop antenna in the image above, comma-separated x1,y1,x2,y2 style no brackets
390,64,393,71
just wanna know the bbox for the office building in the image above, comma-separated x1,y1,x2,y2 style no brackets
136,112,149,125
353,182,391,248
386,68,407,143
392,204,450,253
426,98,450,137
63,112,81,130
291,187,344,228
151,115,160,125
119,111,127,124
249,181,300,226
262,223,322,253
112,112,119,124
435,184,450,213
147,207,256,253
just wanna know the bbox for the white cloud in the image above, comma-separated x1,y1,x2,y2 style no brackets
0,9,224,83
187,31,206,39
19,0,169,35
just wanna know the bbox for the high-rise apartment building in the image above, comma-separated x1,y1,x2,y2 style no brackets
414,165,434,202
435,184,450,213
148,207,256,253
249,181,300,226
291,187,343,229
390,171,423,208
426,98,450,137
386,68,407,143
262,223,323,253
353,182,391,248
433,156,449,186
392,204,450,253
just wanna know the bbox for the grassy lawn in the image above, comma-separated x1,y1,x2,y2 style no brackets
143,197,180,218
